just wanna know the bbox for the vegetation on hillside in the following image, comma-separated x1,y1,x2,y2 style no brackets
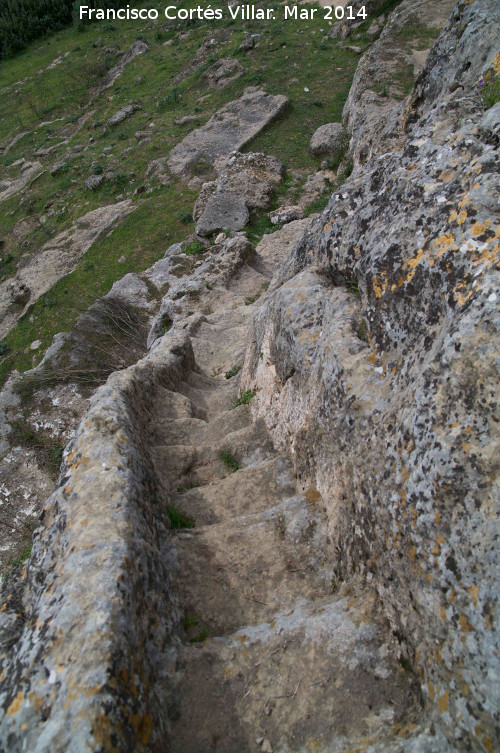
0,0,126,59
0,1,363,387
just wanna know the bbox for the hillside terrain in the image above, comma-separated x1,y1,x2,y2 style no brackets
0,0,499,752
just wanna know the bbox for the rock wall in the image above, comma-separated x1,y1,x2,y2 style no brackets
0,333,194,752
242,0,500,749
342,0,456,165
0,1,498,750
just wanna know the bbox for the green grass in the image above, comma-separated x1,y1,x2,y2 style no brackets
479,78,500,109
245,293,261,305
303,189,332,217
183,241,206,256
9,543,32,570
166,504,195,529
184,612,210,643
234,388,256,408
225,364,241,379
220,450,241,472
0,0,361,390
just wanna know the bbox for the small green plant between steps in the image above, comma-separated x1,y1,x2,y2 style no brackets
166,504,195,529
225,364,241,379
184,613,210,643
245,293,261,305
220,451,241,472
234,389,256,408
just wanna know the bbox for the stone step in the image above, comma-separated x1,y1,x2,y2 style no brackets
176,375,240,419
172,495,334,635
150,403,251,447
168,595,419,753
152,385,207,422
153,416,277,490
168,456,296,525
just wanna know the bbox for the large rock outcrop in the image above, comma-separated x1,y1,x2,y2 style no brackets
342,0,456,165
242,0,500,748
167,88,288,183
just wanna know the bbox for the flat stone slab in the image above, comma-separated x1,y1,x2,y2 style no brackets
167,88,288,182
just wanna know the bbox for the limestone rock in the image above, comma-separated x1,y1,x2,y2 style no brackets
242,1,500,748
309,123,347,163
0,201,135,339
269,205,304,225
146,158,171,185
98,41,148,90
203,57,244,89
298,169,335,209
239,35,254,51
173,115,201,126
194,152,285,236
342,0,455,166
107,104,136,127
84,173,105,190
0,161,43,203
50,160,68,176
167,88,289,182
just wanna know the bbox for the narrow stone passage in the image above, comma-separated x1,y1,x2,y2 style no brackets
148,249,420,752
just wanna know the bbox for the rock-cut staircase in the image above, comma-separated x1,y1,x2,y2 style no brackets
148,241,419,753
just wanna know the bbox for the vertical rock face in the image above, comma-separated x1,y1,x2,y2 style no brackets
342,0,456,165
242,0,500,748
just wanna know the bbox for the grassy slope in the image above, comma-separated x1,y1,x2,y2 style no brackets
0,1,362,384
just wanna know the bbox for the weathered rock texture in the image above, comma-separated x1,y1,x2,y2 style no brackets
0,161,43,203
0,2,499,751
342,0,456,165
98,41,149,90
193,152,285,236
203,57,244,89
0,333,190,752
167,88,288,182
309,122,347,163
241,0,500,748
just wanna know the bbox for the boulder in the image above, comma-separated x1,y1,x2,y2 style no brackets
239,36,254,51
203,57,244,89
309,123,347,164
269,206,304,226
194,152,285,236
107,104,136,127
50,161,68,176
84,174,105,191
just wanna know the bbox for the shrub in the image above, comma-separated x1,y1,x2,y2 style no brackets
225,364,241,379
478,77,500,109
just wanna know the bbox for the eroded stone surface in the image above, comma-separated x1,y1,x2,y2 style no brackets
342,0,455,165
242,1,500,748
194,152,285,236
0,2,498,751
167,88,289,182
